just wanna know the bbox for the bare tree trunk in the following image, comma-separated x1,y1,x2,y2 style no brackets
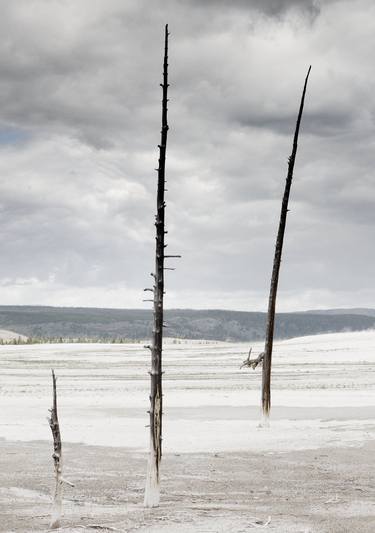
144,24,170,508
261,66,311,421
48,369,63,528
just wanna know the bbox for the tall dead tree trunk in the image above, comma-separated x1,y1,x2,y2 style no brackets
261,66,311,421
48,369,63,528
144,24,170,508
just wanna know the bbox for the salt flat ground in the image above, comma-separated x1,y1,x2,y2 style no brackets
0,330,374,532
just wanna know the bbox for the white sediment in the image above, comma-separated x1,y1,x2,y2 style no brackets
0,330,374,453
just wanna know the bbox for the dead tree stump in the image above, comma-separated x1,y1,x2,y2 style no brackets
48,369,63,528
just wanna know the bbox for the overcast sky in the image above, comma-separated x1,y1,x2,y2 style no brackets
0,0,374,311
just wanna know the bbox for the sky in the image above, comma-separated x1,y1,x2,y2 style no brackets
0,0,374,312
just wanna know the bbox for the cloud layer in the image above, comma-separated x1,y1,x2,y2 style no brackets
0,0,374,311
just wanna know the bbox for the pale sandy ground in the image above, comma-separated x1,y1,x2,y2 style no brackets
0,439,374,532
0,332,374,532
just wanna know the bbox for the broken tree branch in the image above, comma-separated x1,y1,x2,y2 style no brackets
240,348,265,370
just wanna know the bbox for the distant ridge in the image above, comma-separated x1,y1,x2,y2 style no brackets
304,308,375,318
0,305,374,342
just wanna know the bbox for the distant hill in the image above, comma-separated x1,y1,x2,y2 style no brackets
0,305,374,342
305,308,375,318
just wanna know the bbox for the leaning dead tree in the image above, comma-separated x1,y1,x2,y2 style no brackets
144,24,178,508
261,66,311,421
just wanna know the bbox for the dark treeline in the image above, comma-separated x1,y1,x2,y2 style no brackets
0,306,374,343
0,336,141,345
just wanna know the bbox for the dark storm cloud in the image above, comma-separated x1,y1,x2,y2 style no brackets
0,0,322,149
183,0,321,17
0,0,374,309
233,108,355,136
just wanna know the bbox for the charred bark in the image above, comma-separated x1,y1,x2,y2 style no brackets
261,66,311,419
144,24,170,508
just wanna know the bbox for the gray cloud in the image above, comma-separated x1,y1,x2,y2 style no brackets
234,108,355,136
0,0,374,311
181,0,321,17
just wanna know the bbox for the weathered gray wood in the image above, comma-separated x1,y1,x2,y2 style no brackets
241,348,264,370
144,24,170,508
262,66,311,419
48,369,62,528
